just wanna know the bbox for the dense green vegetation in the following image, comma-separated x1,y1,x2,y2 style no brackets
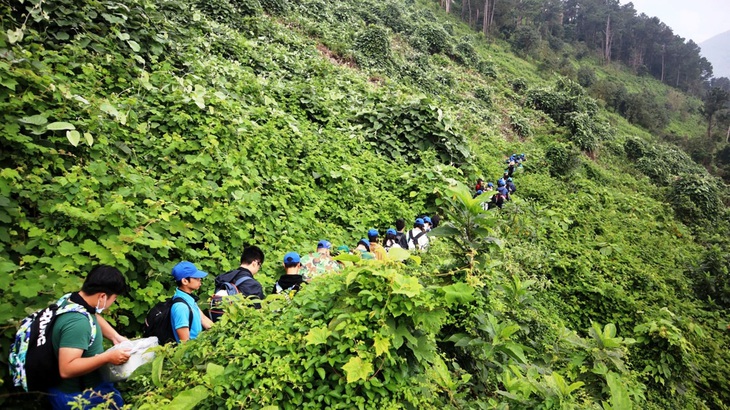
1,0,729,408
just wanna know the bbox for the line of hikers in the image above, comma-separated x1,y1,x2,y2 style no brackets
474,153,525,209
11,152,524,409
10,216,440,409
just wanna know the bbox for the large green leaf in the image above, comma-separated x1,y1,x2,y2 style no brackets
342,357,373,383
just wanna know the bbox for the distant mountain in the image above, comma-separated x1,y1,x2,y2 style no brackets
701,30,730,79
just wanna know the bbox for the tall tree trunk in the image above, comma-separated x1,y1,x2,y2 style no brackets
489,0,497,32
661,44,666,83
445,0,451,13
604,14,612,63
676,69,680,87
726,123,730,143
707,115,713,139
483,0,489,35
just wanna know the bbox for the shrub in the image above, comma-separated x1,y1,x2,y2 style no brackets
474,86,493,106
511,77,528,93
577,66,596,88
455,41,478,65
509,26,540,54
624,138,648,160
376,2,409,33
668,174,723,224
230,0,263,16
510,113,532,138
412,24,450,55
353,25,392,70
477,60,498,79
545,142,581,178
258,0,287,15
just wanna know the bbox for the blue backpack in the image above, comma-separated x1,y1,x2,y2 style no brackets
209,275,253,321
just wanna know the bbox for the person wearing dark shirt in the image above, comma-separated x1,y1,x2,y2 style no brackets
272,252,307,296
213,245,265,314
506,177,517,194
395,218,409,249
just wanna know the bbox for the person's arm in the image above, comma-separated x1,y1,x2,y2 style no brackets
58,347,129,379
175,327,191,342
199,308,213,330
95,314,127,345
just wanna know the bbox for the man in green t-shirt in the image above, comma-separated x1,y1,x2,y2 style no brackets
49,265,131,410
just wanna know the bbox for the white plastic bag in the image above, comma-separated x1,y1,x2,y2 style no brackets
101,337,159,382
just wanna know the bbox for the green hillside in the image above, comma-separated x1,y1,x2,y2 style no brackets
1,0,729,409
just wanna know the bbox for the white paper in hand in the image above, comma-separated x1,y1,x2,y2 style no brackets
101,337,159,382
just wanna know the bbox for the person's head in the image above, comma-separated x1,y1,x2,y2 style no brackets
357,239,371,252
282,252,301,274
395,219,406,232
240,245,265,274
487,182,494,188
81,265,127,314
423,216,432,230
172,261,208,292
431,214,440,229
507,177,513,182
386,228,397,241
498,179,505,187
337,245,351,255
503,172,509,178
316,240,331,256
414,218,425,229
477,178,483,184
367,228,379,243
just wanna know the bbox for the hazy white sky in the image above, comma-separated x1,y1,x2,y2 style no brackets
621,0,730,44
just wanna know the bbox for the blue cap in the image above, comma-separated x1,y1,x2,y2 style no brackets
172,261,208,281
476,190,483,195
423,216,432,224
368,228,379,237
317,240,331,249
498,179,505,187
283,252,301,264
358,239,371,251
386,228,397,235
487,182,493,187
415,218,425,226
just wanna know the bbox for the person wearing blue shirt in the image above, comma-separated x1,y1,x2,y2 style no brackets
170,261,213,343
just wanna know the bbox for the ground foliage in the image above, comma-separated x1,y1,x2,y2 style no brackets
1,0,730,409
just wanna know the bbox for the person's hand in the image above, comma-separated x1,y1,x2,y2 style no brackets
111,334,129,345
106,349,131,365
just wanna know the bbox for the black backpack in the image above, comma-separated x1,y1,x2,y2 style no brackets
142,297,193,345
9,294,96,392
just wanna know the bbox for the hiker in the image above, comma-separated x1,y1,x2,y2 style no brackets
476,190,489,210
383,228,402,250
407,218,429,251
299,240,341,280
430,214,441,229
475,178,485,192
170,261,213,343
272,252,307,296
506,177,517,194
48,265,130,410
488,191,506,210
368,229,387,260
485,182,494,191
423,216,433,232
212,245,265,314
355,238,375,259
395,219,409,249
506,163,515,178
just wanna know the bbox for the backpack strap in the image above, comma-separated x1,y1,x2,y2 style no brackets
233,275,252,289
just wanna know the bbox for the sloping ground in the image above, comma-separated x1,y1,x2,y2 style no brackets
1,0,729,409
